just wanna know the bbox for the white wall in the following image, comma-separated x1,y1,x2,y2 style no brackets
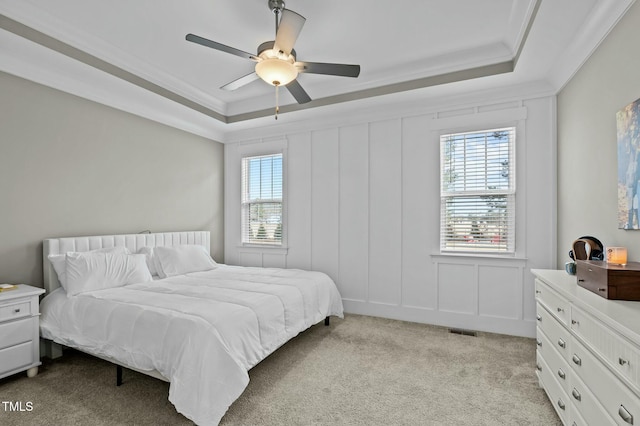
225,93,556,338
557,1,640,264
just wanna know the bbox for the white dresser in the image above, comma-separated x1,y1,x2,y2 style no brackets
532,269,640,425
0,284,45,379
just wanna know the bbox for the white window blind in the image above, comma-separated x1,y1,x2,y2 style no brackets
440,127,515,253
241,153,283,245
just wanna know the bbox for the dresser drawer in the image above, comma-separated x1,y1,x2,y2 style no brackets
571,305,640,390
0,341,34,374
572,337,640,425
537,302,572,363
538,352,570,424
0,317,32,350
538,326,571,395
0,300,31,322
535,279,571,326
569,369,616,426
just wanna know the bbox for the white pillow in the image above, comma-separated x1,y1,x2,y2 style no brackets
65,252,152,297
48,246,130,290
137,246,158,276
153,245,217,278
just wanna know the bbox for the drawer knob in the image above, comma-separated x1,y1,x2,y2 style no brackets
536,340,542,347
557,307,564,313
557,338,566,349
619,405,634,424
572,354,582,366
619,357,629,366
557,399,566,410
598,288,606,292
14,308,21,313
536,363,542,372
536,314,542,322
571,319,579,326
572,388,581,401
578,279,585,282
557,368,566,380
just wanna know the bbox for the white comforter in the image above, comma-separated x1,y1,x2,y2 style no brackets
40,265,344,425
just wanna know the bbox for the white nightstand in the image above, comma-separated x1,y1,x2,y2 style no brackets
0,284,45,379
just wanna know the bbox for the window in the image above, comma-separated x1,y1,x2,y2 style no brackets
440,127,515,253
241,153,283,245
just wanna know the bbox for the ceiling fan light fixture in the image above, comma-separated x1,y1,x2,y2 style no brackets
255,57,298,86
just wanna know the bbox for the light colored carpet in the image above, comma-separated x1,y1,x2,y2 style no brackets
0,314,560,425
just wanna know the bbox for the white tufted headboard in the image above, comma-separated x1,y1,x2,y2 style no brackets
43,231,210,294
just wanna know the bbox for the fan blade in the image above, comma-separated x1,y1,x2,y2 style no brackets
286,79,312,104
186,34,258,61
296,61,360,78
273,9,306,56
220,72,259,91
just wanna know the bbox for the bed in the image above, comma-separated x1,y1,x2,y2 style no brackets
39,231,344,425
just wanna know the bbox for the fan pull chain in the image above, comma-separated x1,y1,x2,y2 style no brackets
274,83,279,120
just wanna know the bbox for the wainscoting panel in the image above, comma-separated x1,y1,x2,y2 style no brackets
478,265,523,320
285,132,312,271
338,124,370,302
400,115,438,309
310,129,340,282
368,119,403,305
437,263,476,314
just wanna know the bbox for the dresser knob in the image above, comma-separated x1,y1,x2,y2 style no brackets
619,405,634,424
536,363,542,372
536,340,542,347
536,314,542,322
14,308,21,313
572,388,581,401
557,399,566,410
557,338,566,349
598,288,606,292
572,354,582,366
557,307,564,313
557,368,566,380
571,319,579,325
619,357,629,366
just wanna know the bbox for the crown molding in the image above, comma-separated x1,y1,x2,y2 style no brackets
547,0,637,92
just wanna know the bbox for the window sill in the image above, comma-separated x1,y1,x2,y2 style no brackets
238,245,288,255
431,252,527,263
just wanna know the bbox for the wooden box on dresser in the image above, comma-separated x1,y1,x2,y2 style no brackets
532,269,640,425
0,284,45,380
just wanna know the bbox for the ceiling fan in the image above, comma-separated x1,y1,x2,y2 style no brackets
186,0,360,118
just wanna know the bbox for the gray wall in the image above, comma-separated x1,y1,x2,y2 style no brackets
0,71,224,286
557,2,640,265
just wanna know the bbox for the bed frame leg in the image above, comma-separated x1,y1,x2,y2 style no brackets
116,365,123,386
324,316,330,326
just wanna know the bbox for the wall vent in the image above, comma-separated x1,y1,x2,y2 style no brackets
448,328,477,337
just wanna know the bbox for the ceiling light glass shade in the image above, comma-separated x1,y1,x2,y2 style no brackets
255,58,298,86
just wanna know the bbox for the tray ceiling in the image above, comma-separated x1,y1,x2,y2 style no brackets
0,0,635,140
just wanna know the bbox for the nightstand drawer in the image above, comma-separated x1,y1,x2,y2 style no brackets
0,317,32,350
0,300,31,322
0,341,34,374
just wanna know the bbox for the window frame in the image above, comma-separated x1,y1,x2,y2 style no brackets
240,147,286,248
439,126,516,254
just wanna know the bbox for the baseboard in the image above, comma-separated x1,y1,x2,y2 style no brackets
342,299,536,338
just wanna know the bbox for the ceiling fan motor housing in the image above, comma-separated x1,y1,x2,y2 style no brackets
268,0,285,14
